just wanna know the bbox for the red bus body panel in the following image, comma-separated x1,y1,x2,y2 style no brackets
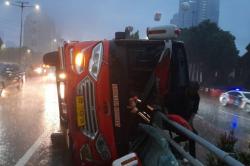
63,41,117,165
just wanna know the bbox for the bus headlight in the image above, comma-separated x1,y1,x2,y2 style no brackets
75,52,85,74
59,82,65,99
58,73,66,80
88,43,103,80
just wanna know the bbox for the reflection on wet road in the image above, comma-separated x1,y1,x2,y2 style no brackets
0,77,60,166
195,94,250,150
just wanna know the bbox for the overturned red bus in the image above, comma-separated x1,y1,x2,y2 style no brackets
44,25,191,166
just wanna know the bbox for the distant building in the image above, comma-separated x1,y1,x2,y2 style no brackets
23,13,58,53
197,0,220,24
170,13,179,26
170,0,219,28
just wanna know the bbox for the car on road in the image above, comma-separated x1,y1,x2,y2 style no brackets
219,90,250,112
0,63,25,97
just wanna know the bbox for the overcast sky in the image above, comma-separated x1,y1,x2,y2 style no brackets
0,0,249,55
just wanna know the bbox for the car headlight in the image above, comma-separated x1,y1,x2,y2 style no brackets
88,43,103,80
34,67,43,74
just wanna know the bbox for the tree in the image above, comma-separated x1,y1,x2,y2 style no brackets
246,43,250,52
237,42,250,89
179,20,239,87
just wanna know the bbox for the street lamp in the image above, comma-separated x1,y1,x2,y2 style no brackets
51,38,58,50
4,1,40,48
35,4,40,10
5,1,10,6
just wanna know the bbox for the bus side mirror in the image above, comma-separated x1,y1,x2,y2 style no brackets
43,51,58,67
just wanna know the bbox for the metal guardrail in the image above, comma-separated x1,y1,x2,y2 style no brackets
156,112,245,166
161,130,204,166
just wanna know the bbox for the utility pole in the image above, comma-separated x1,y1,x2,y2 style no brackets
4,1,40,64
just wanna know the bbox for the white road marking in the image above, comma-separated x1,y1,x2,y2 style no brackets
15,131,47,166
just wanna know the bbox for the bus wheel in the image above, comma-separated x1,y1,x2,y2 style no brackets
51,131,66,148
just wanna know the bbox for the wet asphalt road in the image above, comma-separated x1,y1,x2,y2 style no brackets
193,94,250,162
195,94,250,148
0,77,64,166
1,78,250,166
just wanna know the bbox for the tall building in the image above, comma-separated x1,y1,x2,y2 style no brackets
23,13,57,53
170,0,219,28
197,0,220,24
170,13,180,26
